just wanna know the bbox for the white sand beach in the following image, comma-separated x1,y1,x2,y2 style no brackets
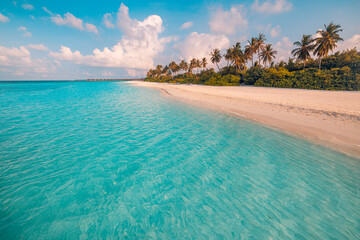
132,81,360,158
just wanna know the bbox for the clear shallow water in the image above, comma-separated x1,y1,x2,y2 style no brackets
0,81,359,239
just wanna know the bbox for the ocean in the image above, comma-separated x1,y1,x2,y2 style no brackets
0,81,359,239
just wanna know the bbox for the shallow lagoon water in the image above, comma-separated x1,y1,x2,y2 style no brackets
0,82,359,239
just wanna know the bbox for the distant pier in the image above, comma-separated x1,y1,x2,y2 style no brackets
86,78,144,82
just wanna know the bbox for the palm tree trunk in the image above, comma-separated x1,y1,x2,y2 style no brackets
258,51,261,67
303,60,305,69
252,56,254,67
319,58,321,70
216,63,220,71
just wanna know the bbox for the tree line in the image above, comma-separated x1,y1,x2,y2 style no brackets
146,22,360,91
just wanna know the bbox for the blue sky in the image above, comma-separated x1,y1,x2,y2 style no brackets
0,0,359,80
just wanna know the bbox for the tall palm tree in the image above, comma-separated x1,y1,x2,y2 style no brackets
169,61,178,77
179,60,187,74
291,35,315,69
224,48,233,66
230,42,246,72
260,44,277,68
189,58,197,74
155,65,163,76
196,59,201,73
202,57,207,70
255,33,266,67
314,22,343,69
210,48,222,71
245,37,257,67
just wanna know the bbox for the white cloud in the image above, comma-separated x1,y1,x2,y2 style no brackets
180,21,193,29
274,36,293,61
103,13,115,28
270,25,281,37
252,0,292,14
44,7,97,34
337,34,360,52
0,45,58,75
209,5,248,35
51,12,84,30
0,13,10,23
51,3,176,69
175,32,230,61
18,26,27,31
85,23,98,34
27,44,48,51
21,3,34,10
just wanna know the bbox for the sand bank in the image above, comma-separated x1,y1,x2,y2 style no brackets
132,81,360,158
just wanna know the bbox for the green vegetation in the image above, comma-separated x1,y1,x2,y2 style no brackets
146,22,360,91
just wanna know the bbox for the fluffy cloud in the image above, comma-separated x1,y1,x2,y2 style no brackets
274,36,293,61
0,13,10,22
27,44,48,51
85,23,98,34
0,45,58,75
51,3,175,69
21,3,34,10
270,25,281,37
180,21,193,29
252,0,292,14
337,34,360,52
43,7,98,34
175,32,230,61
209,5,248,35
103,13,115,28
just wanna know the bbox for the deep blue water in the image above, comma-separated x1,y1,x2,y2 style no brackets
0,82,359,239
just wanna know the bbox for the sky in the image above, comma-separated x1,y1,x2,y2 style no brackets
0,0,359,80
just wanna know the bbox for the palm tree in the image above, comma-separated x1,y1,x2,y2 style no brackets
255,33,266,67
224,48,233,66
196,59,201,73
245,37,257,67
291,35,315,69
260,44,277,68
179,60,187,74
230,42,246,72
169,61,178,77
202,57,207,70
189,58,197,74
210,48,222,71
155,65,163,76
314,22,343,69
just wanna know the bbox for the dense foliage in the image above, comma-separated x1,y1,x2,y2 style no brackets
146,23,360,91
146,49,360,90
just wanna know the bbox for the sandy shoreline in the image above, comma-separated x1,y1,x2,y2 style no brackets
131,81,360,158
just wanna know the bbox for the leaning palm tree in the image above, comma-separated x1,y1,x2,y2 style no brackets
255,33,267,67
260,44,277,68
245,37,257,67
210,48,222,71
291,35,315,69
314,22,343,69
202,57,207,70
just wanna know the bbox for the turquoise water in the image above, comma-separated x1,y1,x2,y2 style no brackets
0,82,359,239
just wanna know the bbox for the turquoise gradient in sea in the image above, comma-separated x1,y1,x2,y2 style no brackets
0,82,359,239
